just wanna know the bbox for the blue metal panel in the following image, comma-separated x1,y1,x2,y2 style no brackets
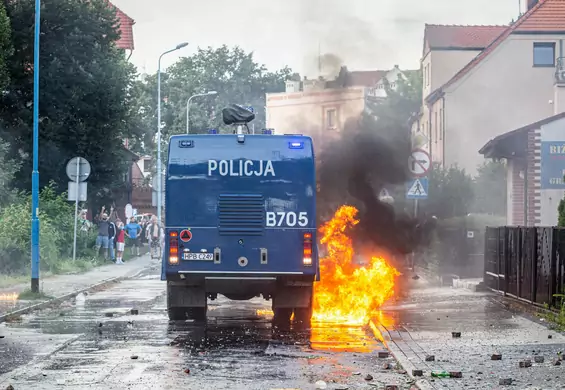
163,134,317,278
541,141,565,189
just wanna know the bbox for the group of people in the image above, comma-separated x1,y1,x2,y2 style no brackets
92,206,164,264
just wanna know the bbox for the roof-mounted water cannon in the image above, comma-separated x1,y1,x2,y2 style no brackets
222,104,255,143
262,128,275,135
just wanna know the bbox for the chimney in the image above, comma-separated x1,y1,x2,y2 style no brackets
527,0,539,11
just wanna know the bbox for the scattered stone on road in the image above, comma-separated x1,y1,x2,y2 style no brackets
499,378,513,385
364,374,373,381
534,356,545,363
519,359,532,368
425,355,435,361
412,369,423,376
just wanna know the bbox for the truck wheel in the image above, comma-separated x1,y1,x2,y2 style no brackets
186,306,207,322
168,307,187,321
293,306,312,327
273,308,293,328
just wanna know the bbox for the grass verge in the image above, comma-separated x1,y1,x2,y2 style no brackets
1,245,150,293
542,294,565,331
18,289,54,301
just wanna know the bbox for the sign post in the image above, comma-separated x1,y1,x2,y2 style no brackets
66,157,91,262
406,148,431,271
406,148,431,215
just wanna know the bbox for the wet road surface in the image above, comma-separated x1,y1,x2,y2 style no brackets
379,280,565,389
0,268,412,389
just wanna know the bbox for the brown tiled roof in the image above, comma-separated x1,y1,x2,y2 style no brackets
424,24,507,54
109,1,135,50
347,70,387,87
429,0,562,101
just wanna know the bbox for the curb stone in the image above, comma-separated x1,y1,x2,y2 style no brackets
369,319,437,390
0,261,154,324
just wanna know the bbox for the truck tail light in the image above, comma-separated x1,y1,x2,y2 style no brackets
303,232,312,266
169,231,179,265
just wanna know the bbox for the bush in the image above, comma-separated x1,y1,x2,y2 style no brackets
0,183,95,276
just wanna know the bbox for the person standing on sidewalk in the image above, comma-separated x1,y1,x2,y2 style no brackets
94,206,110,259
115,220,126,264
146,215,163,258
124,216,142,256
108,218,117,263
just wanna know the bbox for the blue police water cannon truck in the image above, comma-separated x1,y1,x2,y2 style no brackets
163,104,319,324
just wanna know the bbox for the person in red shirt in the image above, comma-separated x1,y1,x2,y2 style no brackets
115,220,126,264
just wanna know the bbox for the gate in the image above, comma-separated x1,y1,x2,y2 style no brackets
483,226,565,308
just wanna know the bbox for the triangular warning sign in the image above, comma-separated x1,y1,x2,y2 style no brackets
180,230,192,242
407,179,427,197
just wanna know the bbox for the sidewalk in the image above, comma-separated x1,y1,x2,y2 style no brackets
0,254,157,318
374,278,565,389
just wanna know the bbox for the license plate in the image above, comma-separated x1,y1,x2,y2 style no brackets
183,253,214,261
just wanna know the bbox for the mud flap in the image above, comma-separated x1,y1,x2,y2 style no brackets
167,282,207,308
272,285,313,309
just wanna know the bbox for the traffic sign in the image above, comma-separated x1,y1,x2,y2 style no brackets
409,149,431,177
125,204,133,218
406,177,429,200
180,229,192,242
66,157,91,182
67,181,87,201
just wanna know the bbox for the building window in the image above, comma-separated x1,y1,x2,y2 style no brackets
533,42,555,67
326,109,337,129
425,64,430,86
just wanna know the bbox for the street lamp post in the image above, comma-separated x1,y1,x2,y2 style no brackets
31,0,41,293
186,91,218,134
157,42,188,230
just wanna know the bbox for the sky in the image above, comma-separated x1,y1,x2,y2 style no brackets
111,0,522,77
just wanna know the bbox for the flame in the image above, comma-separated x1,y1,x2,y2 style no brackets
0,293,18,301
312,205,400,326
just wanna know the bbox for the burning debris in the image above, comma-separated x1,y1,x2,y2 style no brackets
312,205,400,326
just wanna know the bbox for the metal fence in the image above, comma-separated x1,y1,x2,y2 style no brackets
484,226,565,308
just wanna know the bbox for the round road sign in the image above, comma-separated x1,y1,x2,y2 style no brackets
66,157,91,182
409,149,431,177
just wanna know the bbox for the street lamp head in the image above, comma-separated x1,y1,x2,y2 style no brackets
207,91,218,95
176,42,189,50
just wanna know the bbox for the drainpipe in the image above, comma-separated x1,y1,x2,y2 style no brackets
442,97,446,169
427,102,433,162
523,158,528,226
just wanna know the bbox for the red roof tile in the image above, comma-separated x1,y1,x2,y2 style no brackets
424,24,507,54
429,0,564,100
108,1,135,50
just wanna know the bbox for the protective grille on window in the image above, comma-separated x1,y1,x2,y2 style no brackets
218,194,264,235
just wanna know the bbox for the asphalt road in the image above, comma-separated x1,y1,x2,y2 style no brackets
0,268,412,390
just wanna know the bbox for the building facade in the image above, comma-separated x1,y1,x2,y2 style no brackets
416,0,565,174
267,67,413,148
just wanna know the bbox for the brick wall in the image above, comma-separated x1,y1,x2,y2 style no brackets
510,128,541,225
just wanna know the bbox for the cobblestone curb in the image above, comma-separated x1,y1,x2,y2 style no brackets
369,319,439,390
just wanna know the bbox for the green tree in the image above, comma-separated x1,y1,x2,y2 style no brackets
363,69,423,136
472,160,507,215
0,1,12,90
157,45,292,137
0,139,19,207
0,0,140,205
422,163,474,219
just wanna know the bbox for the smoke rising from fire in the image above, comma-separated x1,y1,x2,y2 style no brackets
317,116,436,265
297,0,394,78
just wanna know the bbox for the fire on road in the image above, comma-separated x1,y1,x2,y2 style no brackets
313,205,400,326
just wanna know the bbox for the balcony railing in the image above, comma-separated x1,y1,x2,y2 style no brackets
555,57,565,84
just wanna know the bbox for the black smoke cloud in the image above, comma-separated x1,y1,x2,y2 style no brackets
317,117,436,263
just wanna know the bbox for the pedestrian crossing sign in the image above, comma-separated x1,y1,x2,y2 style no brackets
406,177,428,199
